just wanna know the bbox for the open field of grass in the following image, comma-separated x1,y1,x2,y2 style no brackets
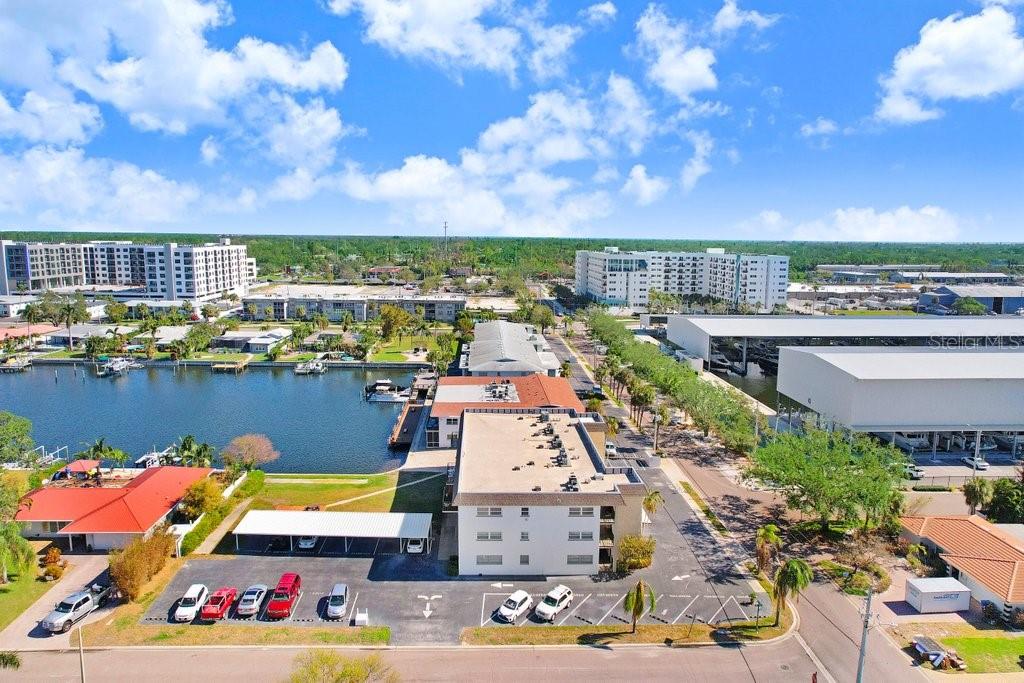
891,622,1024,674
462,611,790,646
0,563,55,632
369,331,449,362
84,557,389,647
252,471,445,514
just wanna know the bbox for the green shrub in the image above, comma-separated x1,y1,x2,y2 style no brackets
617,534,656,571
911,484,952,492
42,564,64,581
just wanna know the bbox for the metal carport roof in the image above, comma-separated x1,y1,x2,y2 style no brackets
233,510,433,539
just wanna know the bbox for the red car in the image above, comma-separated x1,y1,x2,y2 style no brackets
199,587,237,621
265,573,301,619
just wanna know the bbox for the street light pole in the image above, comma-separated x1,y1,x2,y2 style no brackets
855,586,873,683
78,623,86,683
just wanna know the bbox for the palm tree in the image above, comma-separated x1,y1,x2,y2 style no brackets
339,311,354,332
772,558,813,626
755,524,783,575
622,578,656,633
652,403,671,451
605,416,619,439
0,523,34,584
52,294,90,351
560,360,572,378
20,302,44,350
962,477,994,515
642,490,664,517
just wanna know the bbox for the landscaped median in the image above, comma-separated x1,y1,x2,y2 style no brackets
84,557,390,647
678,480,730,535
461,609,793,646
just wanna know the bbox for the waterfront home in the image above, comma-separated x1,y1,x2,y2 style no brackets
426,375,583,449
16,466,213,551
454,408,647,576
45,324,136,347
152,325,190,349
460,320,561,377
0,323,60,345
211,327,290,353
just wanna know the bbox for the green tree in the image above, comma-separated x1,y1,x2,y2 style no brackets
339,310,354,332
0,651,20,670
50,293,90,350
529,303,555,333
201,304,220,321
772,558,813,626
559,360,572,378
986,478,1024,523
377,305,413,341
20,302,46,349
652,402,671,452
0,412,33,465
642,490,664,517
179,478,222,520
135,302,151,320
951,296,987,316
755,524,782,575
0,476,33,584
622,578,656,633
104,301,128,323
245,303,257,319
294,304,307,320
963,477,995,515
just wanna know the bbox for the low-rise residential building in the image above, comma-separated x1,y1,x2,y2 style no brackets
454,408,647,575
0,295,37,318
211,327,291,353
900,515,1024,619
426,375,583,448
242,290,466,323
44,324,136,347
918,285,1024,315
16,466,213,551
574,246,789,311
460,320,561,376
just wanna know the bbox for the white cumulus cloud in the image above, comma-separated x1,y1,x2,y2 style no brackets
876,6,1024,124
711,0,779,36
681,130,714,192
622,164,669,205
799,117,838,137
200,136,220,164
0,91,102,145
581,2,617,26
634,4,717,103
792,205,960,241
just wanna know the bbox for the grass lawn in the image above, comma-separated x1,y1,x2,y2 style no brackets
940,636,1024,673
253,471,445,514
42,349,89,359
462,611,790,646
0,564,54,632
369,333,445,362
84,558,389,647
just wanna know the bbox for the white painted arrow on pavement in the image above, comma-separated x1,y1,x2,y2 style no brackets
490,582,513,588
423,603,433,618
671,575,691,581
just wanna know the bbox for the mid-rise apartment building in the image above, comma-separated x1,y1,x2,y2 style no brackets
575,247,789,311
242,290,467,322
454,408,648,576
0,238,255,301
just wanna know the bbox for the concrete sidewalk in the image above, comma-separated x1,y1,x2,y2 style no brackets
193,498,253,555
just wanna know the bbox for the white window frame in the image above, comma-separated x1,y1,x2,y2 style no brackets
567,554,594,565
476,531,502,542
476,507,502,517
476,554,503,566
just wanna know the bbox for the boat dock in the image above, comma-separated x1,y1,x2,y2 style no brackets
212,357,250,373
0,357,31,372
388,402,425,449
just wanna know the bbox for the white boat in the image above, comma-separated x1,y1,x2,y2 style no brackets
365,379,411,403
295,359,327,375
96,357,142,377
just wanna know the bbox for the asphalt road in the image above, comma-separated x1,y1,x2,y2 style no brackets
10,641,822,682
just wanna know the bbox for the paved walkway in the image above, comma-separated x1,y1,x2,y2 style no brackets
193,497,253,555
0,554,109,651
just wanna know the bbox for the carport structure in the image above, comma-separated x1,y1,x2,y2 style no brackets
232,510,433,553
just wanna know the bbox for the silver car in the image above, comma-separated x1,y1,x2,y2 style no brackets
235,584,268,618
325,583,349,620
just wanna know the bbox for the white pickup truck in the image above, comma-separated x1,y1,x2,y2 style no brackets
40,582,114,634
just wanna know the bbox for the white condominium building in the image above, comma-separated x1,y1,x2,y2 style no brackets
454,408,647,576
575,246,790,311
0,238,254,301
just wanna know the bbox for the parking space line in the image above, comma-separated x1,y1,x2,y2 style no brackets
597,593,627,625
557,593,590,626
288,591,304,621
347,592,359,625
479,594,489,627
373,538,381,556
671,595,699,624
257,596,271,621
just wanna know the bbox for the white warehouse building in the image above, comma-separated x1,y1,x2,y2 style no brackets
454,408,648,576
574,247,789,311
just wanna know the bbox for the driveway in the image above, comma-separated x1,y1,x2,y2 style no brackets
0,554,111,651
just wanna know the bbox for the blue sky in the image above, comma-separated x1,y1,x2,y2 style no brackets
1,0,1023,241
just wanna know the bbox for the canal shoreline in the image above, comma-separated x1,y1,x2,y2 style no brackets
29,357,430,370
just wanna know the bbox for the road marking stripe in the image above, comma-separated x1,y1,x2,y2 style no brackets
597,593,627,625
556,594,590,626
671,595,700,624
288,591,304,622
346,591,358,625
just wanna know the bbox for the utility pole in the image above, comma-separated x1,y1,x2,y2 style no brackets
78,624,86,682
855,586,873,683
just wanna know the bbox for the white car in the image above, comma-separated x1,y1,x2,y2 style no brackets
497,590,533,623
605,443,618,457
961,456,990,470
406,538,424,554
297,536,319,550
234,584,268,617
534,585,573,622
173,584,209,623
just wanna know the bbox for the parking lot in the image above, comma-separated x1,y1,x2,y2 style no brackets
146,472,764,645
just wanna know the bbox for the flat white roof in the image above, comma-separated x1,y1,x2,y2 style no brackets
906,576,970,593
783,346,1024,381
668,315,1024,338
233,510,432,539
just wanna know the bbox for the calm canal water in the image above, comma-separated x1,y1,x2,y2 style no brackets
0,365,413,473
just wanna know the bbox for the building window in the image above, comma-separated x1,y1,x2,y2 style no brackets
476,555,503,566
568,531,594,541
43,521,65,533
520,555,530,565
567,554,593,565
520,507,529,517
476,531,502,542
445,417,459,425
520,531,529,541
568,507,594,517
476,507,502,517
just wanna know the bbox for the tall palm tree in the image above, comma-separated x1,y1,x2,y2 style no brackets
52,294,90,351
772,558,813,626
755,524,783,575
622,578,656,633
605,416,619,439
962,477,994,515
642,490,664,517
20,302,44,350
0,523,34,584
339,311,354,332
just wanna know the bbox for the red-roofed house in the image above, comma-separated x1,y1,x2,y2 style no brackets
17,466,213,551
901,515,1024,618
426,375,584,448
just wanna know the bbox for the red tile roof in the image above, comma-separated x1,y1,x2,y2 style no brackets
17,466,213,534
430,375,584,418
0,325,60,340
901,515,1024,602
